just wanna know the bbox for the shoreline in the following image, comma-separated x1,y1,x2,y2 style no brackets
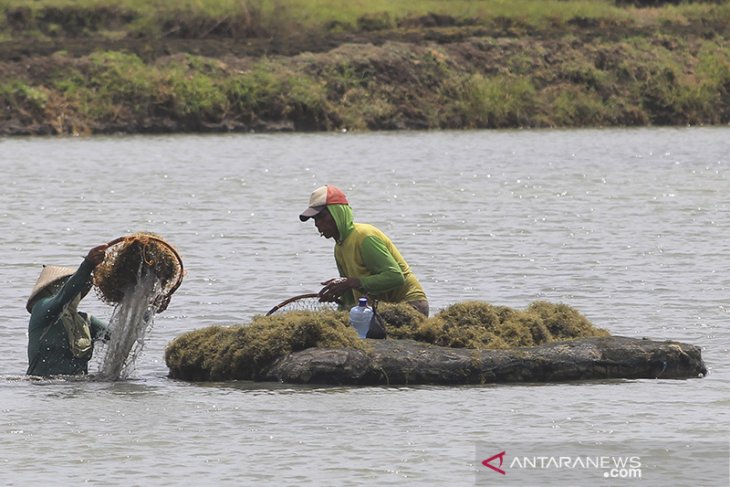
2,4,728,136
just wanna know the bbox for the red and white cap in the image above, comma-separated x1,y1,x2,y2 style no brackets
299,185,349,221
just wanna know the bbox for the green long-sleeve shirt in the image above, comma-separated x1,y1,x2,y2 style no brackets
27,259,108,377
328,204,427,308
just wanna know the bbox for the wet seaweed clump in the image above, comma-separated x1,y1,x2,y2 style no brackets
165,310,367,381
93,232,183,306
165,299,610,380
376,301,428,337
379,300,610,350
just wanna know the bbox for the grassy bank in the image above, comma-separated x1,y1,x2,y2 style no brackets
1,0,729,135
2,0,726,40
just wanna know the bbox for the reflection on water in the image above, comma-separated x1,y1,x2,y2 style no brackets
0,128,728,485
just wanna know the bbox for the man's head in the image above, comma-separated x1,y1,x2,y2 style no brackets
312,207,340,240
299,185,349,222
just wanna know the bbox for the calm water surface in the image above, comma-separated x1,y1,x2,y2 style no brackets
0,128,728,486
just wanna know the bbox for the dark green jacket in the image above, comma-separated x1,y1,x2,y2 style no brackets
27,259,108,377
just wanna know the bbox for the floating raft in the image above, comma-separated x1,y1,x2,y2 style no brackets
169,335,707,385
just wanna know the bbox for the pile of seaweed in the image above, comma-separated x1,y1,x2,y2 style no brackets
165,300,609,381
165,310,367,381
94,232,183,306
380,300,610,349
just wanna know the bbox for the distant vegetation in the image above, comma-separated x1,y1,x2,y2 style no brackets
1,0,726,40
1,0,728,135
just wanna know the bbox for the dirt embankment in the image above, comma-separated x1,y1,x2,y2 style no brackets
1,13,729,136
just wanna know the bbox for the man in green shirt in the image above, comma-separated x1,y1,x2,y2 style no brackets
300,185,429,318
26,243,110,377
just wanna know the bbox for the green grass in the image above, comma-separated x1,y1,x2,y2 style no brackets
5,34,729,133
456,74,537,128
1,0,728,133
2,0,728,40
0,80,48,112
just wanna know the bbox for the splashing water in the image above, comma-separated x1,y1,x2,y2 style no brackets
93,271,165,381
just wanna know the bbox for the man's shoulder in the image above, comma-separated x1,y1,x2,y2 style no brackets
356,223,392,243
353,222,384,234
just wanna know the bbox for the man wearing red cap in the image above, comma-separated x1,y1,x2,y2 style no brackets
300,185,429,318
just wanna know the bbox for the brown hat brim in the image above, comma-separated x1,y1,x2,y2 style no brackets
26,265,76,313
299,205,326,222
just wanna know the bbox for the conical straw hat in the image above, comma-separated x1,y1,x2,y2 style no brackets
26,265,76,313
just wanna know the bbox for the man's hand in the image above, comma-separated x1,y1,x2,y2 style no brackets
319,277,360,302
85,244,109,267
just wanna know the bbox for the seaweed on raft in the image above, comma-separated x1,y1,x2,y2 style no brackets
165,310,368,381
374,300,608,350
164,299,610,380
